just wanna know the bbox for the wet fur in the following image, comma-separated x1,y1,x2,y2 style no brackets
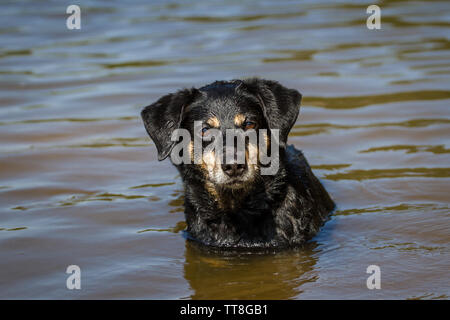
141,78,335,249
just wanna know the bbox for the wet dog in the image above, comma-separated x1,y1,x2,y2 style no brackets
141,78,334,249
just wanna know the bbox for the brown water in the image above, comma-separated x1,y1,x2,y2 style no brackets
0,0,449,299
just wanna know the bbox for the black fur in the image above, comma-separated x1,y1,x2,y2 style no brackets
141,78,335,249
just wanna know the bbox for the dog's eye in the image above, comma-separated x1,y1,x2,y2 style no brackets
201,127,209,136
243,121,256,130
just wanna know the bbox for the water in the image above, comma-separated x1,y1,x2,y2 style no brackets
0,0,449,299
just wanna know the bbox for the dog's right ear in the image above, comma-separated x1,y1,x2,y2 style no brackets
141,88,199,161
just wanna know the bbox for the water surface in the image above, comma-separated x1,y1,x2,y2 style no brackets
0,0,449,299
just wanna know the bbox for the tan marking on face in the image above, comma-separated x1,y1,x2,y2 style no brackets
234,114,246,127
261,131,270,162
247,146,260,177
206,116,220,128
201,149,223,182
200,142,259,196
205,181,220,204
263,132,269,148
202,150,216,170
201,150,227,203
188,141,194,162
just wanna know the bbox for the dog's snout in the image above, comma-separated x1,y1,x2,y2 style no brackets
221,163,246,177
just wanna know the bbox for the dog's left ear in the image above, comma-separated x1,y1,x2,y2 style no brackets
238,78,302,147
141,88,199,160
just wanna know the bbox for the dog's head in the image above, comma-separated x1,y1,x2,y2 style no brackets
141,78,302,189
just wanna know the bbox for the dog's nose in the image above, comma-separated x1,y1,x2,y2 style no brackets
221,163,246,177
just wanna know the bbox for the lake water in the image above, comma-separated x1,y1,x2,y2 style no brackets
0,0,449,299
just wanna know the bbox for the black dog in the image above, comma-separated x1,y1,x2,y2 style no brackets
141,78,334,249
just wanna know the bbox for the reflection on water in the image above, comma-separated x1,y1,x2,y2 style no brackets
0,0,449,299
184,242,319,300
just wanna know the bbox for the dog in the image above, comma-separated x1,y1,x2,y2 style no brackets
141,78,334,249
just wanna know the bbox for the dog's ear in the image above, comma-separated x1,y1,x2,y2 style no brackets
239,78,302,147
141,88,199,160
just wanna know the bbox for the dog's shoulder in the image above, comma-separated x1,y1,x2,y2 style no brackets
285,144,311,183
284,144,335,212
